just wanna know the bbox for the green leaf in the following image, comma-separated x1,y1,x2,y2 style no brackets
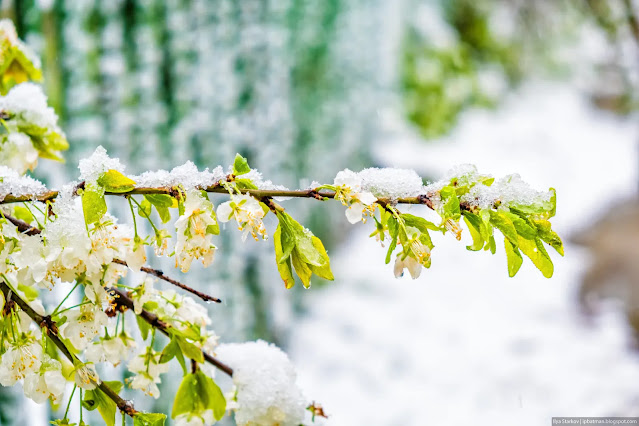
13,205,34,223
134,413,166,426
176,336,204,363
549,188,557,218
156,206,171,224
97,170,136,193
172,374,198,419
401,214,441,232
439,186,461,220
291,250,313,288
136,315,151,341
504,239,523,277
385,217,399,264
144,194,175,208
139,198,153,219
505,211,537,240
486,235,496,254
235,178,258,190
273,226,296,289
534,219,564,256
463,213,484,251
172,372,226,421
518,237,554,278
308,236,334,281
159,338,179,364
489,210,518,245
82,383,122,426
232,154,251,175
276,217,296,262
82,189,107,225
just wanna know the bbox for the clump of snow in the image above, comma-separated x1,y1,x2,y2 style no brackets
78,146,126,184
0,166,47,201
462,174,552,210
358,167,424,198
133,162,225,189
0,83,58,131
242,169,289,191
216,340,306,426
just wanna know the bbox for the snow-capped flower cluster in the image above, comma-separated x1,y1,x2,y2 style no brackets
333,169,378,224
175,190,218,272
217,340,307,426
217,194,267,241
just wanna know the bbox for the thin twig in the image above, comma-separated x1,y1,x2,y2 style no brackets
0,280,138,417
111,259,221,303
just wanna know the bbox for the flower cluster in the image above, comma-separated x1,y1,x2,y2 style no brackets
217,193,267,241
175,190,219,272
332,169,378,224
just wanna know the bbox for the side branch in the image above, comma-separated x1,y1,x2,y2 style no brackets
108,287,234,377
0,280,137,417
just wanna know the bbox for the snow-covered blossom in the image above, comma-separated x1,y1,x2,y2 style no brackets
127,349,169,398
217,340,306,426
0,132,38,173
60,304,108,351
0,341,43,386
23,358,65,404
217,194,267,241
333,169,377,224
175,191,217,272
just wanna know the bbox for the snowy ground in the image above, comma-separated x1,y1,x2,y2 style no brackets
289,82,639,425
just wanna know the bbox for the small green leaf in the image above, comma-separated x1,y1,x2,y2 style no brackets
13,206,34,223
489,211,518,246
505,211,537,240
273,226,296,289
134,412,166,426
136,315,151,341
534,219,564,256
171,372,226,421
401,214,441,232
385,217,399,264
291,250,313,288
97,170,136,193
159,338,179,364
176,336,204,363
504,239,523,277
156,206,171,224
439,186,461,220
232,154,251,175
308,236,334,281
235,178,258,190
138,198,153,219
518,237,554,278
82,383,121,426
144,194,175,208
18,283,39,302
172,374,198,419
463,213,484,251
82,189,107,225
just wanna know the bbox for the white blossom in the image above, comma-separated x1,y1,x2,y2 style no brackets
23,358,65,404
127,349,169,399
60,304,108,351
174,191,217,272
0,341,42,386
334,169,377,224
217,194,267,241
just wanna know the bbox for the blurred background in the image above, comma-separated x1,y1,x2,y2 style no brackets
2,0,639,424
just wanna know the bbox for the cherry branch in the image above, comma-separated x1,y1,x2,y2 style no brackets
0,280,138,417
2,214,221,303
0,182,449,211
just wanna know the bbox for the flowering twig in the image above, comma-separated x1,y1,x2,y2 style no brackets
0,280,137,417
